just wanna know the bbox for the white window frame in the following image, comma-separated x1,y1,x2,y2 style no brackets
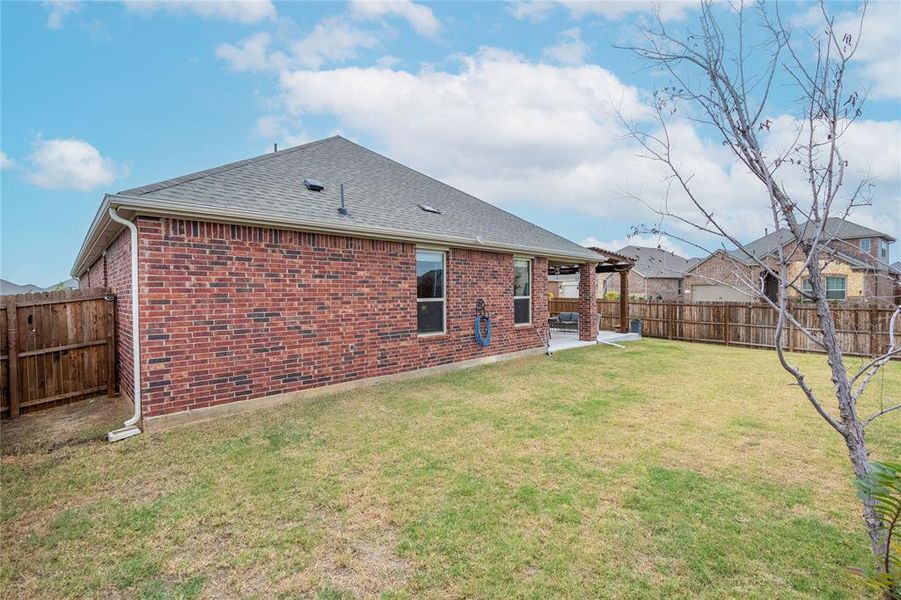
860,238,871,253
513,257,532,326
825,276,847,301
879,239,889,260
416,248,446,336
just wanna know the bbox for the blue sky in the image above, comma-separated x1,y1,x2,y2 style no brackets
2,0,899,287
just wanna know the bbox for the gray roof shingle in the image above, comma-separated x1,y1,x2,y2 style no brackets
616,245,694,279
116,136,600,262
722,217,894,266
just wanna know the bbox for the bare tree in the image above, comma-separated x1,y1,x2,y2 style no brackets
616,0,899,583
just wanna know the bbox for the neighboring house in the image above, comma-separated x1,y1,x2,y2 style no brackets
548,274,578,298
601,245,695,301
684,218,897,303
72,136,603,429
0,278,78,295
0,279,43,295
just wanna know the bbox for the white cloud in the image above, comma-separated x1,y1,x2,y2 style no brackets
216,32,283,72
508,1,556,23
216,18,379,72
252,115,308,147
0,151,14,170
290,17,380,69
543,28,589,66
792,2,901,100
349,0,440,37
123,0,276,24
376,55,401,69
44,0,80,29
242,46,897,246
582,234,689,256
509,1,691,23
26,139,126,191
560,0,691,22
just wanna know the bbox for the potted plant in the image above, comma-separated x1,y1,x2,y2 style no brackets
629,317,643,335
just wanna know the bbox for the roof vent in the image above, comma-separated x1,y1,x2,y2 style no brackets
418,204,441,214
304,178,325,192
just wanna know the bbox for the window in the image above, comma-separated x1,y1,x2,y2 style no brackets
803,276,846,301
416,249,445,334
860,238,871,253
513,258,531,325
825,276,846,300
880,239,889,260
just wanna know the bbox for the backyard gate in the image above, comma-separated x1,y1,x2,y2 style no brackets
1,288,116,418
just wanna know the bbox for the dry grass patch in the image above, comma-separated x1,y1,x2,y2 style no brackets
1,339,898,598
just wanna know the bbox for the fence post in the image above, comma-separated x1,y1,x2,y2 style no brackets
105,294,116,398
724,304,731,345
787,302,795,353
869,306,878,357
6,299,19,418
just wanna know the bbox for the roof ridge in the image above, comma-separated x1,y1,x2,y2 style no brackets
118,136,341,196
333,136,595,256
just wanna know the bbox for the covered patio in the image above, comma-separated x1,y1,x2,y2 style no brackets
547,247,636,352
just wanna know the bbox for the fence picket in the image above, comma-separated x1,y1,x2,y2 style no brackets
546,298,899,359
0,288,116,418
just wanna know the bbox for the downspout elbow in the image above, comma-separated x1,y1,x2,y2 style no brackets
107,206,142,442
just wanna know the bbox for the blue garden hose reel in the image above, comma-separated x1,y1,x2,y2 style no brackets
474,299,491,347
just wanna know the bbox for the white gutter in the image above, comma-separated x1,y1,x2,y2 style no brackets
106,206,142,442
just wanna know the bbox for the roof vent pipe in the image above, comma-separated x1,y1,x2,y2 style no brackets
338,184,348,215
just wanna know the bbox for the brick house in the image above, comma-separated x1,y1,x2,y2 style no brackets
600,245,695,301
684,218,898,303
72,136,602,434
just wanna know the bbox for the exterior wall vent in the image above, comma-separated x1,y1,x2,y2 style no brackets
418,204,441,214
304,178,325,191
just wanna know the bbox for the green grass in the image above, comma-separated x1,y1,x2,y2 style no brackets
2,339,899,598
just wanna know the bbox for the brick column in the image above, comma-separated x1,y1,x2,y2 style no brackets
578,262,599,341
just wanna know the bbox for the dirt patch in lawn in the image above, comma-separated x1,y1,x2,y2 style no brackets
1,395,131,457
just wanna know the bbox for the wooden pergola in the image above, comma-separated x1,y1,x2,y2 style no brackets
548,247,635,333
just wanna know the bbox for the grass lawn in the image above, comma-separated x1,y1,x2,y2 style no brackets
2,339,899,599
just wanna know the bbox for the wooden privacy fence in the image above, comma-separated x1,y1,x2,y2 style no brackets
1,288,116,418
548,298,900,358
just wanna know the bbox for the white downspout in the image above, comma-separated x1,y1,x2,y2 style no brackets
107,206,142,442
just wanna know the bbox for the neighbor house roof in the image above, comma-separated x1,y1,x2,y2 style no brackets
616,245,694,279
712,217,895,268
72,136,601,276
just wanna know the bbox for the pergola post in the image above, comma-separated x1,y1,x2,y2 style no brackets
578,262,599,341
619,269,629,333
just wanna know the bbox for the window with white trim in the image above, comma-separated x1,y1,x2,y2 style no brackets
513,258,531,325
880,239,889,260
860,238,871,253
416,249,445,334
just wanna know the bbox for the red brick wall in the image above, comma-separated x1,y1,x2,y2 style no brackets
577,262,598,341
82,228,135,402
136,217,550,418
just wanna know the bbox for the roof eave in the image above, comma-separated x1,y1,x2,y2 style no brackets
71,194,600,276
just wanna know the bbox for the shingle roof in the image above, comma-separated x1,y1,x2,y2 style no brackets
116,136,599,262
616,245,694,279
725,217,895,266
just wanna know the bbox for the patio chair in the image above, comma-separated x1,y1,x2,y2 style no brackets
549,311,579,333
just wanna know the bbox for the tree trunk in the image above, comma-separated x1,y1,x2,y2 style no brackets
808,258,886,561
